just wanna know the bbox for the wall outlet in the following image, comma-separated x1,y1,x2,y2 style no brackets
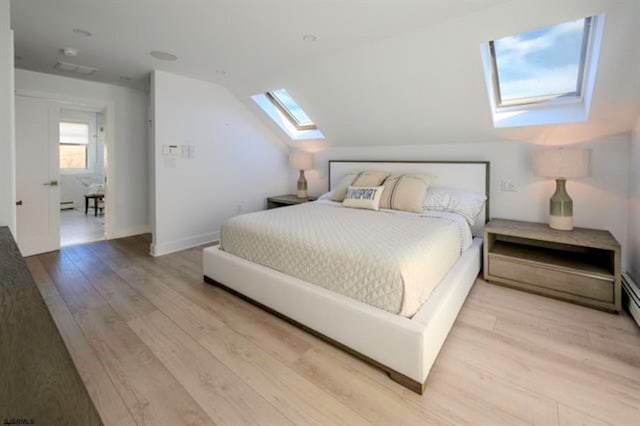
501,179,518,192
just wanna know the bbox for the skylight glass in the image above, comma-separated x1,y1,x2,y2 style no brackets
267,89,316,130
490,17,592,107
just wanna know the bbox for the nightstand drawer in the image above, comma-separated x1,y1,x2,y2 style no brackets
488,255,614,303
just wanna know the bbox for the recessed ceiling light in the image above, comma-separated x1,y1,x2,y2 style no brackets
72,28,92,37
150,50,178,61
302,34,317,42
61,47,79,57
215,69,226,76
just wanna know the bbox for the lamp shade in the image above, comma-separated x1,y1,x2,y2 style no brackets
533,148,590,179
289,151,314,170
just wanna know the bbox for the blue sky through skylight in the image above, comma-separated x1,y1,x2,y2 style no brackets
271,89,314,126
493,18,588,102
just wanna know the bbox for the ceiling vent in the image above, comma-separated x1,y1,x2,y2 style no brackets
54,60,97,75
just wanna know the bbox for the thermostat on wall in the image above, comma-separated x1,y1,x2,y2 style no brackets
162,144,180,157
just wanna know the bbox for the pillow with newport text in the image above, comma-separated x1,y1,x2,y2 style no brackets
342,186,385,211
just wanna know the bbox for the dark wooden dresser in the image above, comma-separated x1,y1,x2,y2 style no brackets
0,227,102,425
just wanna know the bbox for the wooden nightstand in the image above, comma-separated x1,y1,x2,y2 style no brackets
267,194,316,209
484,219,621,313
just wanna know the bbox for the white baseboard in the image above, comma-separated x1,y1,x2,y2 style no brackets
150,230,220,257
622,273,640,327
108,224,151,240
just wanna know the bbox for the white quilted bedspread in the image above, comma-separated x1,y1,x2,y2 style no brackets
220,201,470,317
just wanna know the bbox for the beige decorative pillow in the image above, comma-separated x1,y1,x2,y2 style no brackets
331,172,360,201
351,170,390,187
379,174,434,213
342,186,384,211
331,170,390,201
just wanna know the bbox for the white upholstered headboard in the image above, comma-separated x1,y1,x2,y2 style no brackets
328,160,490,237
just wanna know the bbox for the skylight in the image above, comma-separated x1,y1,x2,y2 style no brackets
489,17,592,107
480,15,604,128
252,89,324,140
266,89,316,131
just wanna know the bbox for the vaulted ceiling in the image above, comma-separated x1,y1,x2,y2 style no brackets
11,0,640,147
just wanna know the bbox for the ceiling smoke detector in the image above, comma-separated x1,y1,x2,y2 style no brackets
54,60,97,75
62,48,79,57
150,50,178,61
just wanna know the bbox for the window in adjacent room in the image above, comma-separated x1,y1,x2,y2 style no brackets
59,121,89,169
266,89,317,131
489,17,593,107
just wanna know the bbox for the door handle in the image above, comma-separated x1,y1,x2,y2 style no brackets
16,200,22,206
43,180,59,187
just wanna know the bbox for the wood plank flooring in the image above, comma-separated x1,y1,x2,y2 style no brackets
26,235,640,425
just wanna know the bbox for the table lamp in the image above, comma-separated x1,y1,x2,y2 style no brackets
533,148,590,231
289,151,314,198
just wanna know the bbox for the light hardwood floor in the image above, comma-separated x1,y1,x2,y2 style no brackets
60,209,105,247
26,235,640,426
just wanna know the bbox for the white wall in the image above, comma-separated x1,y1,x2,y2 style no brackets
15,69,149,237
629,118,640,281
304,135,631,268
151,70,289,256
0,0,15,234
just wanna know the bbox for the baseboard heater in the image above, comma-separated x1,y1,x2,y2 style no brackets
60,201,75,211
622,273,640,327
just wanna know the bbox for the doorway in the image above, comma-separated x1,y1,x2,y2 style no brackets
15,92,114,256
59,108,106,247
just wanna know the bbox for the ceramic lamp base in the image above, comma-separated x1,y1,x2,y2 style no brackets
549,178,573,231
549,215,573,231
297,170,308,199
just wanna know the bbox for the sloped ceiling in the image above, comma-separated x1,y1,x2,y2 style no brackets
11,0,640,148
230,0,640,147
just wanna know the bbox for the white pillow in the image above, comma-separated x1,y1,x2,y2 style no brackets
423,187,487,225
318,190,334,200
342,186,384,211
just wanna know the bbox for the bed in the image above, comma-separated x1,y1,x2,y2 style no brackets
203,160,490,393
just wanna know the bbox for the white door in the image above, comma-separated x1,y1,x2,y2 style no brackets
15,96,60,256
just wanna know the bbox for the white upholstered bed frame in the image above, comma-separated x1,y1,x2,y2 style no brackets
203,161,489,393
